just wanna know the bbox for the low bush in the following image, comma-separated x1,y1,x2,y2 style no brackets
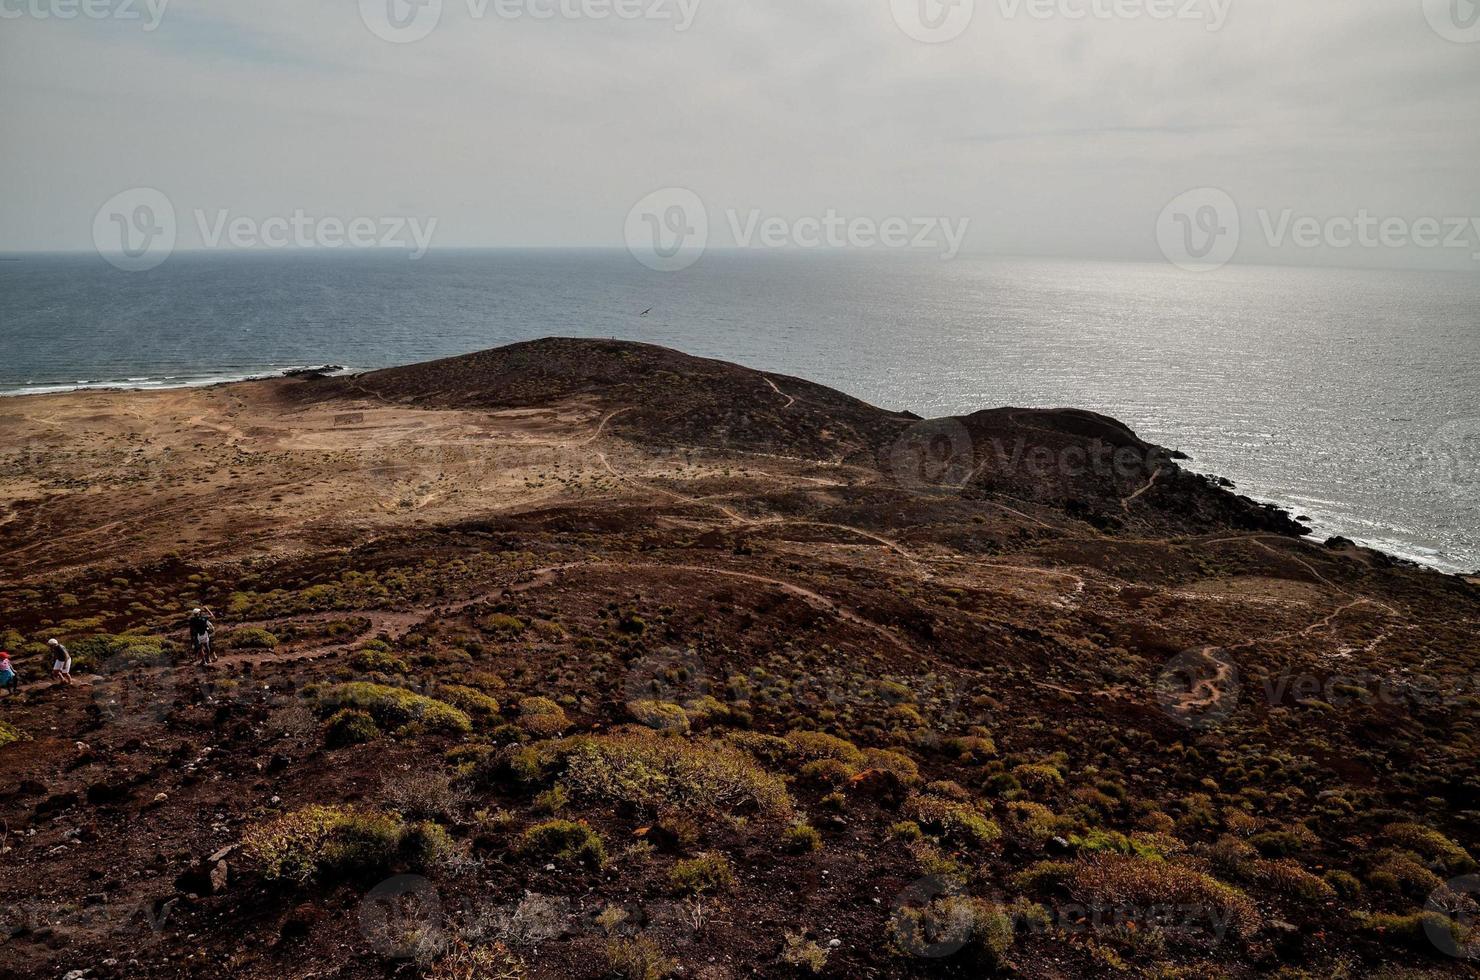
516,697,569,737
227,628,279,651
786,730,863,764
314,682,471,736
350,648,409,675
423,938,525,980
0,721,28,748
1383,822,1476,874
241,805,437,883
438,684,501,720
907,795,1002,850
605,936,673,980
1068,855,1261,937
627,700,691,733
560,731,792,819
518,820,606,868
781,822,823,854
668,853,734,894
890,896,1013,968
324,708,380,748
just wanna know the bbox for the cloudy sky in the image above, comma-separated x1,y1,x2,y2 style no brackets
3,0,1479,268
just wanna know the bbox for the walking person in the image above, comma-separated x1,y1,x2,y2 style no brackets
188,607,216,666
0,650,19,696
48,639,72,686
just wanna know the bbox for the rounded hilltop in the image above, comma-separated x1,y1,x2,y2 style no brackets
297,337,1304,538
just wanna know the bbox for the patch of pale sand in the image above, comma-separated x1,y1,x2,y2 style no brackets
1175,575,1326,605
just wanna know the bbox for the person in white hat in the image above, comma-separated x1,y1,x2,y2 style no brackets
48,638,72,686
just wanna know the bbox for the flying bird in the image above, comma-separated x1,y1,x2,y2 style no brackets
639,307,652,317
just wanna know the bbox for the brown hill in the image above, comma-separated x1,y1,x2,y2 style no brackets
299,338,1304,538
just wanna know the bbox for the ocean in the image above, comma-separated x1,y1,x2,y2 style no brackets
1,250,1476,573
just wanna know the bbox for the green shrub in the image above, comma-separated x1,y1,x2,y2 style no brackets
1069,855,1262,937
726,732,791,764
350,648,409,674
669,853,734,894
482,614,525,635
438,684,501,720
800,758,857,786
781,931,829,973
890,896,1012,968
518,820,606,868
516,697,568,737
314,682,471,735
227,628,279,651
605,936,672,980
627,700,690,733
401,820,457,869
0,721,28,748
1383,822,1477,874
1360,909,1471,951
786,730,863,764
907,796,1002,850
242,806,410,883
560,731,791,818
782,822,823,854
324,708,380,748
1011,763,1065,793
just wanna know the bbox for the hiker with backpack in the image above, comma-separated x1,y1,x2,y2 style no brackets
0,650,18,696
188,607,216,666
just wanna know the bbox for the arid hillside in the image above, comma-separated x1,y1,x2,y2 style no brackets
0,339,1475,979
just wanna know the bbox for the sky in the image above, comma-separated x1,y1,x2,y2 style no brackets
3,0,1480,270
